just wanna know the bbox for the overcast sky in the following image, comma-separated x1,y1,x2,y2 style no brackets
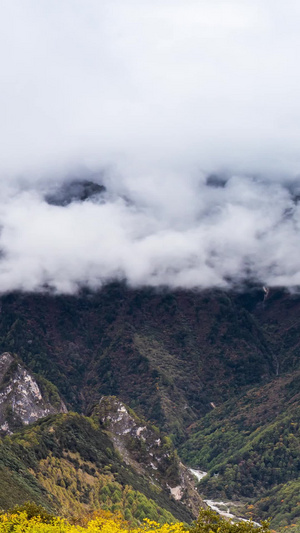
0,1,300,292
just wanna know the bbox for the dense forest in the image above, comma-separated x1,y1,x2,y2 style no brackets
0,286,300,529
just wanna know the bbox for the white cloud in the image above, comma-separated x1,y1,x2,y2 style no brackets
0,1,300,292
0,174,298,292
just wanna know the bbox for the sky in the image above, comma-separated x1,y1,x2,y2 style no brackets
0,0,300,292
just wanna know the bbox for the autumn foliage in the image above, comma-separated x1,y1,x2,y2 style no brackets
0,505,270,533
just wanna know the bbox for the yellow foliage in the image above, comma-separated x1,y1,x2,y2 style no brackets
0,510,186,533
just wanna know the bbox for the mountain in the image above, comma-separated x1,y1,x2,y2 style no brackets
0,285,300,529
0,391,201,523
0,285,275,437
45,180,106,206
180,371,300,529
94,396,203,517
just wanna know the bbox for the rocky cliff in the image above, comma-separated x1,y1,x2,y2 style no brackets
0,352,67,434
95,396,204,517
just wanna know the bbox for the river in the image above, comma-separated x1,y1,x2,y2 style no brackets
188,468,260,526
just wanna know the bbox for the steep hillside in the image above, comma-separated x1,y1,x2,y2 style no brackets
0,285,275,437
0,397,202,523
94,396,203,517
180,367,300,529
0,286,300,528
253,289,300,375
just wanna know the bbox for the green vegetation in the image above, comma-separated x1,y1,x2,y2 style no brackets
35,376,63,411
189,508,270,533
0,505,271,533
180,371,300,529
0,286,275,435
1,286,300,529
0,506,184,533
0,412,192,524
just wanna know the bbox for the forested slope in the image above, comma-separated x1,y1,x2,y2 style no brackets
0,285,275,437
0,286,300,529
0,408,198,523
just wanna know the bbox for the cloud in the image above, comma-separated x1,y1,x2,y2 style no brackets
0,174,298,293
2,0,300,178
0,1,300,292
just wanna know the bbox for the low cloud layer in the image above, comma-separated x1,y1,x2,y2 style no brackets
0,174,299,293
1,1,300,292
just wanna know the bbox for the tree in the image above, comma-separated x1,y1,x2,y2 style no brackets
189,508,270,533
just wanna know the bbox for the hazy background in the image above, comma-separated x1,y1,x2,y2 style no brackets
0,0,300,292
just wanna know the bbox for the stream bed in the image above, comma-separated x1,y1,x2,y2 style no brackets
188,468,260,526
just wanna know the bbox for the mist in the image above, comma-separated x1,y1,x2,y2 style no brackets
1,1,300,292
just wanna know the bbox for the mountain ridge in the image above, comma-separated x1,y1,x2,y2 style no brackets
0,285,299,529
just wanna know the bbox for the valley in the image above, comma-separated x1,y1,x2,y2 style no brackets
0,285,299,530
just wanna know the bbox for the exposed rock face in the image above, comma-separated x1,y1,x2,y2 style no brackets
95,395,204,517
0,352,67,434
45,180,105,206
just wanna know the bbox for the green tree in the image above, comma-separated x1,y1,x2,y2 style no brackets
189,508,270,533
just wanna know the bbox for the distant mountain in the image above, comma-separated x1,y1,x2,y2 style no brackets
45,180,105,206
